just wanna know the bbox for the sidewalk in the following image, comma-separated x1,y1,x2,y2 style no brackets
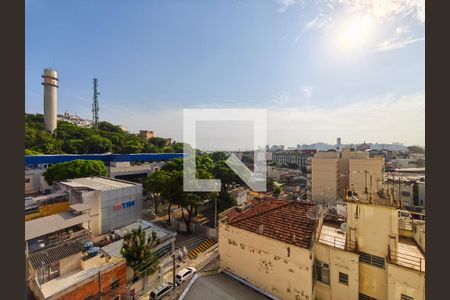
137,245,219,300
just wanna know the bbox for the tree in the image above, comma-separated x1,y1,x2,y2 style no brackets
217,190,237,213
84,134,113,153
273,186,282,198
148,137,169,148
120,227,160,281
121,139,144,154
25,149,42,155
98,121,124,133
43,159,108,185
145,170,172,216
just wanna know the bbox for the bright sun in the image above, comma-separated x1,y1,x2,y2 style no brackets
334,15,375,52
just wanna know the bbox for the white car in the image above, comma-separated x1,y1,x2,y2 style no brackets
175,267,196,285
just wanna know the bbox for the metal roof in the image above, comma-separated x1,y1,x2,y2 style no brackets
28,240,87,270
59,176,138,191
25,211,91,241
25,153,185,166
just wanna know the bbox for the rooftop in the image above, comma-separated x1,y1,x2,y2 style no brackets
316,221,356,251
389,237,425,272
28,232,90,269
181,272,269,300
39,256,124,299
59,176,138,191
25,211,91,241
227,200,315,249
101,220,176,258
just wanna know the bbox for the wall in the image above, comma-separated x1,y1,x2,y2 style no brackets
80,190,102,236
359,263,387,299
387,263,425,300
312,157,339,203
219,223,314,300
100,184,143,234
314,243,359,300
53,260,127,300
25,169,46,194
349,157,384,198
346,202,398,258
413,222,425,252
59,253,82,276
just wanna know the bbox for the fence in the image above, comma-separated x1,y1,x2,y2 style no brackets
388,249,425,272
315,231,356,252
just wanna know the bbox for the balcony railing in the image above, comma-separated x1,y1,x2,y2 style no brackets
315,231,356,252
388,249,425,272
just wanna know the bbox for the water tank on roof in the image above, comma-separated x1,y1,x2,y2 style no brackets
84,241,94,250
87,246,100,257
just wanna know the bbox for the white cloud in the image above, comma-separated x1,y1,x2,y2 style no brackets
372,26,424,52
100,92,424,147
294,14,332,42
338,0,425,23
287,0,424,51
276,0,303,13
267,92,425,146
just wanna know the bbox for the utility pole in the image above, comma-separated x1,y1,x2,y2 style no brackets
92,78,100,129
98,268,102,300
172,241,176,285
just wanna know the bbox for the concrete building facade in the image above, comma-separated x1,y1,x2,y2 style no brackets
311,149,384,204
57,177,143,236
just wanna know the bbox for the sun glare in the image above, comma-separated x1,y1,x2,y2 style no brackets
334,15,375,52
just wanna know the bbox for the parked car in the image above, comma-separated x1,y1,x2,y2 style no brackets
175,267,196,285
149,282,174,300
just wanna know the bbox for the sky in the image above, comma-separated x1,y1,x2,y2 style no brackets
26,0,425,148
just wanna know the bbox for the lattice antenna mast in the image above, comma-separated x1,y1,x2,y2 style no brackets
92,78,100,129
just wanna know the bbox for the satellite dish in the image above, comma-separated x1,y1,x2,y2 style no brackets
340,223,349,233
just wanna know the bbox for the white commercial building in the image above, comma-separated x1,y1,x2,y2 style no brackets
57,177,143,236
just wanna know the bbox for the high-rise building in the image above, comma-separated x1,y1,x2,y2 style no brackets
42,68,58,132
311,148,384,204
336,137,342,150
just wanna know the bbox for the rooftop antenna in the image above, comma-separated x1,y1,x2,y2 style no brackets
92,78,100,129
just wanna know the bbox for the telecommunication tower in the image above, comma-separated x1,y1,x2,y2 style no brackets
92,78,100,129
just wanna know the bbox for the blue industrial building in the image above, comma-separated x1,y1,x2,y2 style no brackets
25,153,185,167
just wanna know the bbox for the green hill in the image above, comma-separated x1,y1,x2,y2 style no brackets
25,113,183,155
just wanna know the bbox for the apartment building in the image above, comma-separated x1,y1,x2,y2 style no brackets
219,200,316,300
219,195,425,300
311,149,384,204
272,150,316,171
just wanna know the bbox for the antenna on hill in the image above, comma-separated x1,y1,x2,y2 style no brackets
92,78,100,129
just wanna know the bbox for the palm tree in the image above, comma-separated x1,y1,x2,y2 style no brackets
120,227,160,281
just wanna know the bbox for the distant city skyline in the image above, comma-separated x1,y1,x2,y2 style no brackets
26,0,424,146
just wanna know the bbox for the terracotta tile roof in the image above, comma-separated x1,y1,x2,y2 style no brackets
228,200,316,249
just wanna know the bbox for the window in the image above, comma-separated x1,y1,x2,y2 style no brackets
401,295,414,300
25,177,31,183
359,293,377,300
110,279,120,290
314,259,330,285
359,252,385,269
338,272,348,285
